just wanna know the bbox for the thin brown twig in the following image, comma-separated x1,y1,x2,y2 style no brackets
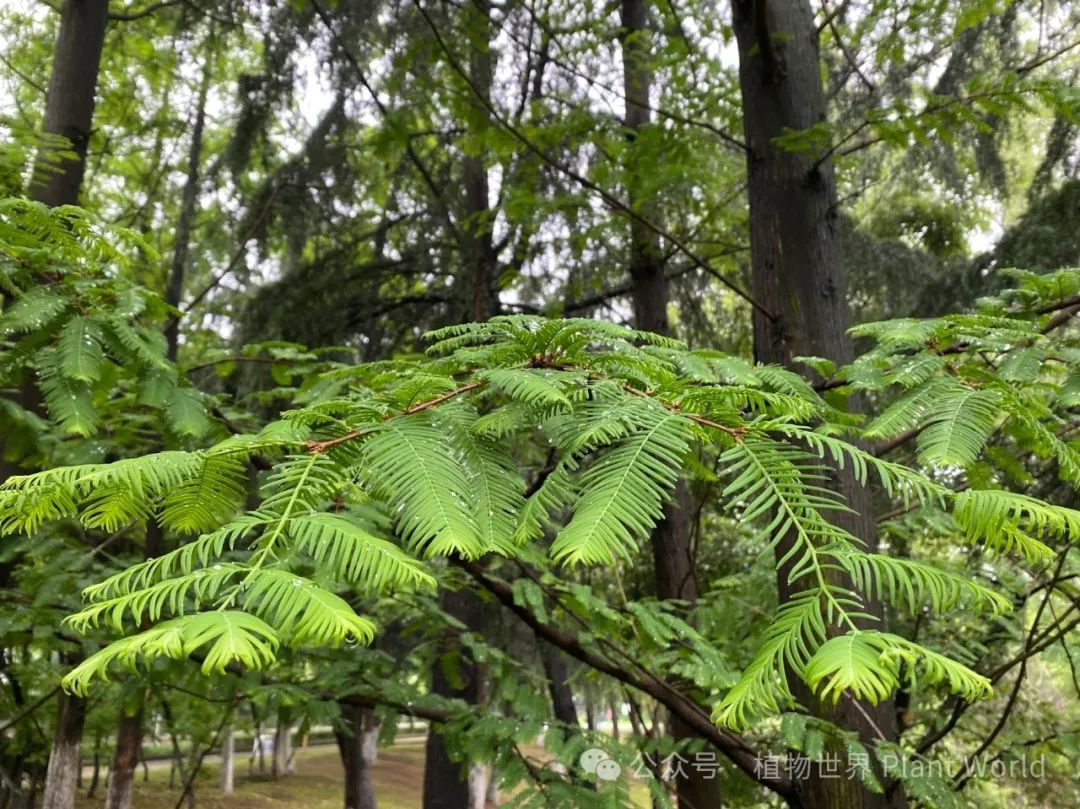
306,381,484,454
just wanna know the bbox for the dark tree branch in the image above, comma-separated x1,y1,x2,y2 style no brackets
455,558,799,801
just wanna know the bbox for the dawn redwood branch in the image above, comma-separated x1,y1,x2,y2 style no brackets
456,558,798,800
825,13,875,93
871,426,921,458
818,292,1080,395
306,381,484,454
814,87,1048,171
181,185,279,315
173,696,236,809
184,356,286,373
815,0,852,33
952,551,1070,789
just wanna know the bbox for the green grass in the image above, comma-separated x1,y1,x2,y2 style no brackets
74,738,652,808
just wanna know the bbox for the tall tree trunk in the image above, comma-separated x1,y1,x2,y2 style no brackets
39,692,85,809
27,0,109,206
423,4,499,805
731,1,902,807
103,707,142,809
272,706,293,778
621,1,721,805
219,726,234,795
27,10,109,804
422,587,485,809
461,0,499,323
539,640,580,739
164,44,213,360
336,703,377,809
85,735,101,798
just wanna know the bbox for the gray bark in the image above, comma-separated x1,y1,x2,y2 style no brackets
40,692,85,809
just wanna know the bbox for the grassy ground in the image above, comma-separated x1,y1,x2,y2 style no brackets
76,740,431,809
74,738,650,809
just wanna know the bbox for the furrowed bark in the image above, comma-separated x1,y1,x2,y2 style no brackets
39,692,85,809
731,1,903,807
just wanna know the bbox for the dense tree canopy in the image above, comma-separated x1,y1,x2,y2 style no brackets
1,1,1079,809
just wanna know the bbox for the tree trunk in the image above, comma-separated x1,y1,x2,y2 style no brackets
336,703,377,809
360,709,380,765
621,1,722,805
26,7,107,801
85,736,101,798
422,587,484,809
220,726,234,795
164,43,213,361
467,766,489,809
422,3,499,803
39,691,85,809
539,640,580,739
27,0,109,207
103,707,142,809
461,0,499,323
731,1,903,807
272,706,293,778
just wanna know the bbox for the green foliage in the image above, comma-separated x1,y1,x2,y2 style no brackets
0,200,208,441
1,301,1077,745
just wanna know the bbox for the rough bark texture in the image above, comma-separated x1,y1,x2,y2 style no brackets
731,1,902,807
621,1,721,805
27,0,109,207
40,692,85,809
103,708,142,809
421,587,486,809
336,703,378,809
